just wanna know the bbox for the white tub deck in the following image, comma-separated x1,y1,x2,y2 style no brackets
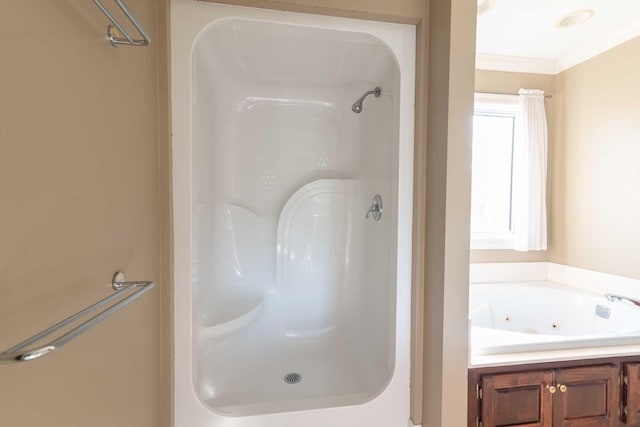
469,280,640,367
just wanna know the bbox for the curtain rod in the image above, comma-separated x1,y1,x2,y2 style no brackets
476,91,553,99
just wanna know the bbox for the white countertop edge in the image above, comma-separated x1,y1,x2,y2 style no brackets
470,344,640,368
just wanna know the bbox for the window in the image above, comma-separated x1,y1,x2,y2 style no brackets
471,94,519,249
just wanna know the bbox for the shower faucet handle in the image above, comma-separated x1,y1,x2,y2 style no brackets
366,206,380,218
366,194,383,221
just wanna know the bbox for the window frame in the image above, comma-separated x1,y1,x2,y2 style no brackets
471,93,519,250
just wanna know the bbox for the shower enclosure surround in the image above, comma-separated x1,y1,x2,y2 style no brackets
171,2,415,426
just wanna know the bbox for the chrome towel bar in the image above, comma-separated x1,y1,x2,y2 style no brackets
92,0,151,47
0,272,154,364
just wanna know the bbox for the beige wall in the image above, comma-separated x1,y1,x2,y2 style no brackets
0,1,169,426
422,1,475,426
207,0,426,23
0,1,476,426
549,36,640,280
158,0,173,423
471,70,555,264
475,70,555,101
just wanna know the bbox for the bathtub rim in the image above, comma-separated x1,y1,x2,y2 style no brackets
469,279,640,366
171,1,416,425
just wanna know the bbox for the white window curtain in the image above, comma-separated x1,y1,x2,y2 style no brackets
512,89,548,251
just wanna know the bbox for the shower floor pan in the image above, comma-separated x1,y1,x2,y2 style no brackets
196,306,385,416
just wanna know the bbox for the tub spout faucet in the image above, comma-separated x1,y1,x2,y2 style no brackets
605,293,640,307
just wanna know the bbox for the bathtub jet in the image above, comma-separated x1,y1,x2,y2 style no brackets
351,86,381,113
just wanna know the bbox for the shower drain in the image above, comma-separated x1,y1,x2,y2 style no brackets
284,372,302,384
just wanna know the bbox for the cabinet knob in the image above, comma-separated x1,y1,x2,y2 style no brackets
546,385,557,394
559,384,567,393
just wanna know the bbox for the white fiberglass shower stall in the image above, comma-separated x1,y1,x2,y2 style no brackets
172,2,415,426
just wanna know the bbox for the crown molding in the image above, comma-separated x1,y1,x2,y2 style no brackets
478,20,640,76
556,19,640,73
475,54,557,75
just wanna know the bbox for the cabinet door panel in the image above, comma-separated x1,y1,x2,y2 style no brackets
554,365,618,427
625,363,640,425
482,370,554,427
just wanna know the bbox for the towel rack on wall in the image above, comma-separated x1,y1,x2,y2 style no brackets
0,272,154,364
92,0,151,47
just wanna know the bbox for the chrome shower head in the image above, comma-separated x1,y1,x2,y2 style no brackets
351,87,381,113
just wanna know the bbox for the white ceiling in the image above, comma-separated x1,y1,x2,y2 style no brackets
476,0,640,74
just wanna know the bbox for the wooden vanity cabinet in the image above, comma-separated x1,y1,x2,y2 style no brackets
623,363,640,425
481,370,554,427
473,364,619,427
553,365,618,427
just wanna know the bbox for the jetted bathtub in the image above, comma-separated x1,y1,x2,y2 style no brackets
470,281,640,355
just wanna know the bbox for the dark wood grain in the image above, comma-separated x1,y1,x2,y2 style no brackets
482,370,554,427
624,363,640,425
553,365,617,427
468,355,640,427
